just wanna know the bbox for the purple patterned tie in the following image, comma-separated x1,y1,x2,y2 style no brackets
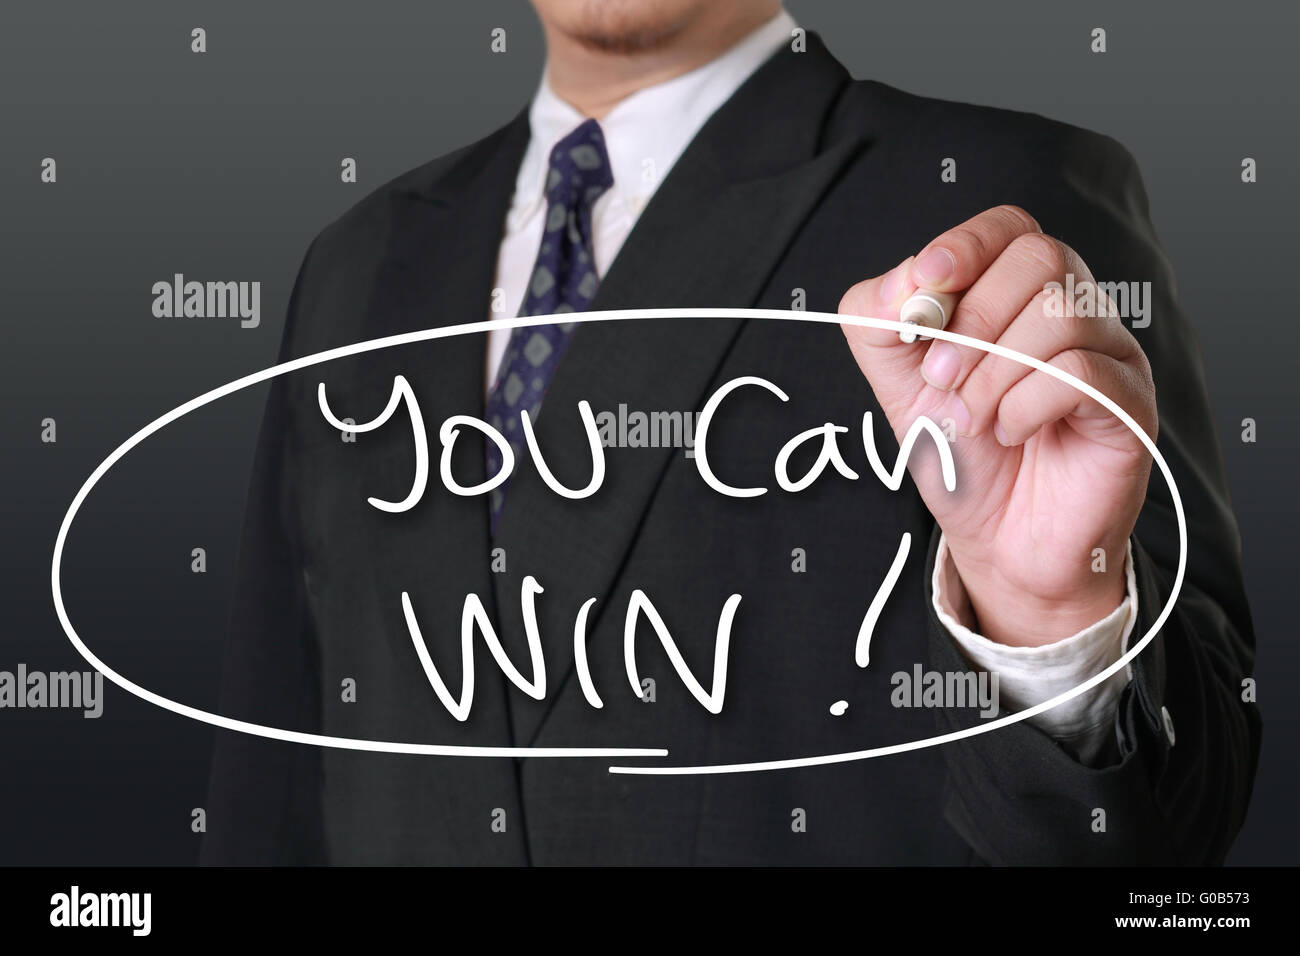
486,118,613,532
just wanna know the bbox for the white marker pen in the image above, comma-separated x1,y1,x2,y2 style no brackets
898,290,959,343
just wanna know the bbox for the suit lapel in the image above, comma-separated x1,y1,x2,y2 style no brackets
371,109,531,341
357,109,530,612
354,112,530,754
492,36,868,745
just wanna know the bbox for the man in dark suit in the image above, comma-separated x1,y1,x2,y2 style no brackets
202,1,1259,864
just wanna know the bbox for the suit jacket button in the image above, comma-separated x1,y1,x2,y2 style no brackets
1160,705,1176,747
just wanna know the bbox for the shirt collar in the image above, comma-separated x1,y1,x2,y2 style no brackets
508,8,797,228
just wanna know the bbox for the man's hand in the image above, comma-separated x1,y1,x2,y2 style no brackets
839,205,1157,647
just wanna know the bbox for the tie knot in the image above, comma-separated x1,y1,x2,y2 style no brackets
544,118,613,211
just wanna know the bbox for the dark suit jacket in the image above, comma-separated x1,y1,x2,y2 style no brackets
201,34,1260,865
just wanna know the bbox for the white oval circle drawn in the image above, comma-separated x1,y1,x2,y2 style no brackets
50,309,1186,774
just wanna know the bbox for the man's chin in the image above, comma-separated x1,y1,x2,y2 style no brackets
565,20,688,56
546,0,703,56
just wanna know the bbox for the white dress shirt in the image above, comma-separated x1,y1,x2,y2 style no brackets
487,8,1138,764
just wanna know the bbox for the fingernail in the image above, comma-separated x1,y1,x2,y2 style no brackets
880,256,913,304
937,393,971,437
914,247,956,285
921,342,961,390
994,421,1012,445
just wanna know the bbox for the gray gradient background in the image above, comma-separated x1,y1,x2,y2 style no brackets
2,0,1295,864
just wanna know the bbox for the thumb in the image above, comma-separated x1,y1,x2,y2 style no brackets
840,257,981,517
838,255,929,421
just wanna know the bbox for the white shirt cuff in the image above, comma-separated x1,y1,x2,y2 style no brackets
931,534,1139,765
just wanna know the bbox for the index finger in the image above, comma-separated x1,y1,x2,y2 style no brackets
909,204,1042,292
